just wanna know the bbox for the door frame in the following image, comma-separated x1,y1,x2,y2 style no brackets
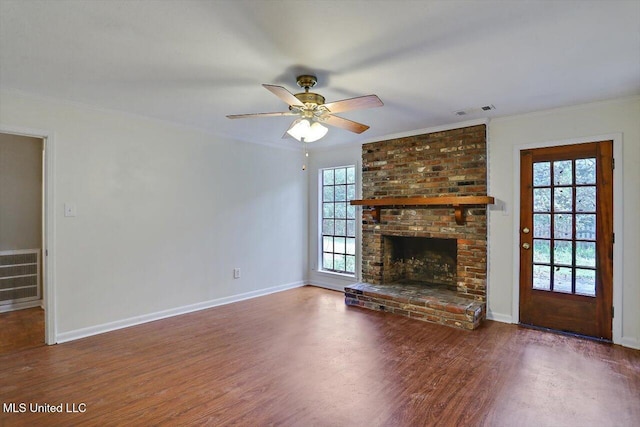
0,124,56,345
512,133,623,344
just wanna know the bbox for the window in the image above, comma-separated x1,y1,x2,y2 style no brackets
321,166,357,275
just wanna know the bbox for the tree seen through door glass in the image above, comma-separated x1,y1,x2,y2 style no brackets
531,158,597,297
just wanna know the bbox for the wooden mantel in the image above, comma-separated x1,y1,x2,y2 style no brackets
350,195,495,225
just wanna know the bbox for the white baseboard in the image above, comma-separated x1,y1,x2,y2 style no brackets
307,281,350,292
0,299,43,313
56,281,305,344
485,311,513,324
619,336,640,350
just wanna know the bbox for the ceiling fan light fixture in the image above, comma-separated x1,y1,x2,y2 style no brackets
287,119,328,142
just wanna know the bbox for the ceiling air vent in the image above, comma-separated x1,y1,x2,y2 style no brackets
453,104,496,116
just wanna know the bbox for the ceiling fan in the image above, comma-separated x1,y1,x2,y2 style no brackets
226,75,383,142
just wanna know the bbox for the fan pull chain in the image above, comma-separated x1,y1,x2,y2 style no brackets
302,143,309,171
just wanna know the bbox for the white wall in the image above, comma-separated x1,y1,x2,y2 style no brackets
0,91,307,341
307,144,362,291
488,97,640,348
0,133,42,251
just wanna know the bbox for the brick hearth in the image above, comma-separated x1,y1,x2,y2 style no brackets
345,282,484,330
347,124,489,330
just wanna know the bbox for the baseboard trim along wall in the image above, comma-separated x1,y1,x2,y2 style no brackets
485,311,513,324
56,281,305,344
308,281,352,293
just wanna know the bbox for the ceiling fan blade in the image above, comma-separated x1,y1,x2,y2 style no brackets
323,115,370,134
226,112,298,119
262,84,305,107
322,95,383,114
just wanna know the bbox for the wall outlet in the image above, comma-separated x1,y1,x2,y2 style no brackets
233,268,241,279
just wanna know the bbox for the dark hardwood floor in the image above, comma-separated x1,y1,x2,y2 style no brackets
0,286,638,426
0,306,44,355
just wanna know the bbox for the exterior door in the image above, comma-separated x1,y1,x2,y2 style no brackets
519,141,613,340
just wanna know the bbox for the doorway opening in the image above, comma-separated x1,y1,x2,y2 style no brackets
0,130,51,352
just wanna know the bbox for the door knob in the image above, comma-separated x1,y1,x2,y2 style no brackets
522,243,530,250
522,227,530,234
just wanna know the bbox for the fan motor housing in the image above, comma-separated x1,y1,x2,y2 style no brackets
294,92,325,106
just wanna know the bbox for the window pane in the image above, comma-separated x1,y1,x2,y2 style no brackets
323,253,333,270
335,168,346,184
323,236,334,252
323,203,334,218
575,269,596,297
346,238,356,255
575,158,596,184
335,185,346,201
534,188,551,212
533,162,550,187
553,160,573,185
553,267,573,293
554,214,572,239
322,219,334,235
323,186,334,202
533,239,550,263
335,220,346,236
346,167,356,184
534,214,551,238
576,186,596,212
576,241,595,267
533,265,550,291
347,220,356,237
554,241,573,266
334,254,346,271
334,237,346,254
347,204,356,219
323,169,334,185
346,255,356,273
335,202,347,219
553,187,572,212
347,184,356,200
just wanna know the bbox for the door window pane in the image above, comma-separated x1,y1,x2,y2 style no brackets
534,214,551,238
554,160,573,185
575,158,596,184
576,241,596,267
553,267,573,293
576,186,596,212
554,187,573,212
533,162,551,186
554,241,573,266
533,239,550,263
534,188,551,212
576,214,596,240
533,265,551,291
554,214,572,239
575,269,596,296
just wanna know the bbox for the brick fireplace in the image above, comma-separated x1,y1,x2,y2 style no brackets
345,124,489,330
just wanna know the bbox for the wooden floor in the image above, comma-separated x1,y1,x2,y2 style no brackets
0,306,44,355
1,286,638,426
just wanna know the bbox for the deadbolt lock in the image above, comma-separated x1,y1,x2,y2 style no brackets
522,243,530,250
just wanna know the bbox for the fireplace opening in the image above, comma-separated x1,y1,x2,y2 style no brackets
382,236,457,290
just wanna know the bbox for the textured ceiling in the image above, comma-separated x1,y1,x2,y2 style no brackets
1,0,639,147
